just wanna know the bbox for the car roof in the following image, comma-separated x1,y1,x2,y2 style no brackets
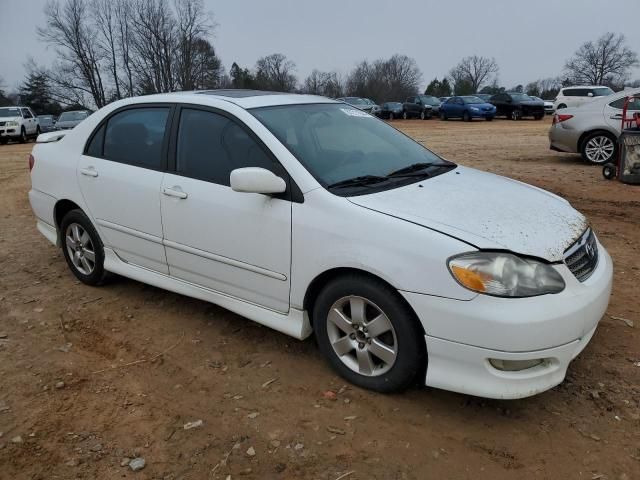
561,86,611,90
127,90,338,110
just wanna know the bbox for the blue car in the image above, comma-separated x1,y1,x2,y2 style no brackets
439,96,496,121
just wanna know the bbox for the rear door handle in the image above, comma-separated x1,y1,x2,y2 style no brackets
162,186,188,199
610,114,623,119
80,167,98,177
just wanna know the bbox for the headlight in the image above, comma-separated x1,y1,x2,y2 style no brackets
448,252,565,297
5,121,19,127
470,107,479,112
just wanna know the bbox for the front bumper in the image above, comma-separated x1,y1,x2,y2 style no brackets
401,243,613,399
470,109,495,118
0,126,21,138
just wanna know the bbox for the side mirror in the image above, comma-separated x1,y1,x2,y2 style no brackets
587,92,594,97
230,167,286,195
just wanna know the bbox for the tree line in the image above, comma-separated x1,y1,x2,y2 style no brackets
1,0,638,114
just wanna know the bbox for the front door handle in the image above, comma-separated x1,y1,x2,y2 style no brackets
610,114,623,119
162,186,188,199
80,167,98,177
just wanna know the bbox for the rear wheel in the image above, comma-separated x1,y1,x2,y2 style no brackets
19,127,27,143
534,114,544,120
402,110,409,120
581,132,617,164
440,111,447,121
314,275,425,393
463,111,471,122
557,103,567,110
511,109,522,120
485,116,494,121
388,112,394,121
60,209,108,286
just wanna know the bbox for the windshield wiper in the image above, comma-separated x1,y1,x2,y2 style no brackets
326,175,389,190
386,162,454,178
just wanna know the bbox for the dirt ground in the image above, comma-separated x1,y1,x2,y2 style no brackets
0,117,638,480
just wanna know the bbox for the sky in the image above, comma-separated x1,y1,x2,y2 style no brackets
2,0,640,91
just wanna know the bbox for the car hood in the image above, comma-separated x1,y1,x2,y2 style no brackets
56,121,80,128
347,166,587,262
0,116,22,123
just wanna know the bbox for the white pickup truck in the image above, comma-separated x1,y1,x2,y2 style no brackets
0,106,40,144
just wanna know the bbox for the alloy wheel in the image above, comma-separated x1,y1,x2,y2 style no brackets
326,295,398,377
65,223,96,275
584,135,615,164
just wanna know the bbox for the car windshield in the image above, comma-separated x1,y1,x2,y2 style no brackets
418,96,440,105
387,102,402,108
593,87,614,97
510,93,532,101
0,108,21,118
251,103,453,193
462,96,485,104
59,111,89,122
342,98,366,105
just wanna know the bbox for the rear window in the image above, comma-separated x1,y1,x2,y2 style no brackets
102,107,169,169
592,87,614,97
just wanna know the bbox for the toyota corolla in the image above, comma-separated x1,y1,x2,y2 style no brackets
28,90,612,399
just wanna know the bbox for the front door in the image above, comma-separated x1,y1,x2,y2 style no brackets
160,106,292,313
78,105,172,274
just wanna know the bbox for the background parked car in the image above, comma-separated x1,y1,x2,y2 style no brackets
55,110,91,130
336,97,376,114
439,96,451,103
549,87,640,164
474,93,493,102
402,95,433,120
0,106,40,144
378,102,404,120
554,86,614,110
440,96,496,121
490,92,545,120
37,115,58,133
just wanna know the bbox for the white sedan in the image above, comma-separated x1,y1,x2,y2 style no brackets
28,90,612,399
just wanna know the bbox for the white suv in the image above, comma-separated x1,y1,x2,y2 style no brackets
28,91,612,399
554,86,614,110
0,106,40,144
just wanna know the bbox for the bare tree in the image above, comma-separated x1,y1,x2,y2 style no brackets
303,69,344,97
564,33,639,87
174,0,214,90
449,55,499,93
38,0,107,107
254,53,297,92
346,54,421,102
92,0,121,100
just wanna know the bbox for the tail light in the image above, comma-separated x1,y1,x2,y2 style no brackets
28,153,35,172
553,114,573,125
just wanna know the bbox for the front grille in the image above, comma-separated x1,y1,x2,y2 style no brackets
564,228,599,282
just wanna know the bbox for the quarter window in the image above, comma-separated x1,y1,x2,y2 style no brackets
608,98,640,110
103,107,169,169
175,108,274,186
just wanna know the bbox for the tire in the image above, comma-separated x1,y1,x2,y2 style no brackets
313,274,425,393
485,116,494,121
419,110,426,120
581,132,617,165
440,111,447,121
534,114,544,120
388,112,394,121
0,138,7,145
463,111,471,122
602,163,617,180
402,110,409,120
557,104,567,110
35,126,41,138
60,209,108,286
19,127,27,143
511,109,522,121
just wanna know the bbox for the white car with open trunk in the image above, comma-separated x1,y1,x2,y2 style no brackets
28,90,612,399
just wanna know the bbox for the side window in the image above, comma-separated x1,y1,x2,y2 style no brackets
22,108,33,119
86,124,105,157
608,98,640,110
103,107,169,169
175,108,274,186
407,97,415,103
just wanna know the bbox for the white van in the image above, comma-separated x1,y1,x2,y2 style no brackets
554,86,614,110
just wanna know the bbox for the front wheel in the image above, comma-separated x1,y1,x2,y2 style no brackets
440,111,447,121
60,209,108,286
402,110,409,120
463,111,471,122
511,109,522,120
314,275,425,393
19,128,27,143
388,112,394,121
485,116,494,121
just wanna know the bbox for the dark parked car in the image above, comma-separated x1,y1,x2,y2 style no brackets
378,102,404,120
490,92,545,120
37,115,57,133
439,96,496,121
402,95,433,120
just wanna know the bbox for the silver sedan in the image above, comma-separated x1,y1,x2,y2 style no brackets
549,88,639,164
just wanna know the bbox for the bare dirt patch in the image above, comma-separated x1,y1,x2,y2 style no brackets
0,117,638,479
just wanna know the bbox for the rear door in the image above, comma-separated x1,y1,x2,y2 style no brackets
21,108,37,135
78,104,172,273
160,105,292,313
